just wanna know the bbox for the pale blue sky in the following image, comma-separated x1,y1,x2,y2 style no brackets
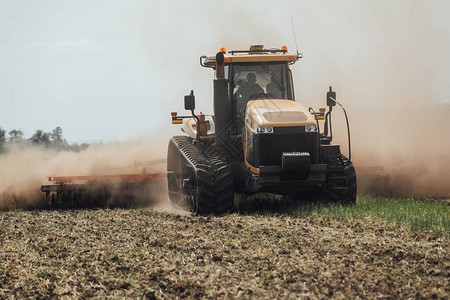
1,0,449,143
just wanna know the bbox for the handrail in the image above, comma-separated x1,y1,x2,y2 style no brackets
309,107,322,162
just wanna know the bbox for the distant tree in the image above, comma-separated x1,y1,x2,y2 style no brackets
29,130,51,146
8,129,24,143
1,126,89,151
50,126,68,148
0,128,6,152
51,126,63,143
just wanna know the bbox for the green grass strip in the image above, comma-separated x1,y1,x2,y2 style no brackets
236,194,449,236
292,196,449,236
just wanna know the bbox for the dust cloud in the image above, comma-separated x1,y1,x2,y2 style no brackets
284,1,450,199
333,103,450,198
0,139,170,210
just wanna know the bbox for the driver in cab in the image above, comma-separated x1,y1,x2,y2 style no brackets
235,72,264,114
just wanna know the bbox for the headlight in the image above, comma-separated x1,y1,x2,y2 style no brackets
305,125,318,132
256,127,274,134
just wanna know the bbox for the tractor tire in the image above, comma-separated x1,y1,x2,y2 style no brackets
322,155,357,205
167,136,234,215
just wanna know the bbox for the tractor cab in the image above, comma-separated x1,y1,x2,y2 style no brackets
230,62,293,117
201,45,299,120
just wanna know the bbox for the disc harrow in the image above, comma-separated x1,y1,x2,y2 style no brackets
41,169,165,209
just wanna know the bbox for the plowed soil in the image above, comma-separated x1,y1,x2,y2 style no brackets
0,209,448,299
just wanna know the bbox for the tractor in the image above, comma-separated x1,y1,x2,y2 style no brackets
167,45,356,214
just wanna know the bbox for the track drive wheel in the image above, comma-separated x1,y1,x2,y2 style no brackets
167,136,234,215
322,155,357,205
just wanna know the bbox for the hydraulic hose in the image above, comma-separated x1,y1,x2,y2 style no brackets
329,97,351,164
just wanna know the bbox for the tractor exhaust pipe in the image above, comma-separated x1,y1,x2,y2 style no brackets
214,52,229,146
216,51,225,79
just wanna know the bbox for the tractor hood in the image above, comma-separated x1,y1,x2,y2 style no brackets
245,99,317,130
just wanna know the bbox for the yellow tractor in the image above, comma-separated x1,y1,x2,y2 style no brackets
168,45,356,214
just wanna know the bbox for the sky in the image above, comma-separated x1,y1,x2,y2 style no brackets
1,0,449,143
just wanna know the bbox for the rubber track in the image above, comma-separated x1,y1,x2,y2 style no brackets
171,136,234,214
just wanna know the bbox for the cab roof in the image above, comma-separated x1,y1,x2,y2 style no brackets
200,45,302,68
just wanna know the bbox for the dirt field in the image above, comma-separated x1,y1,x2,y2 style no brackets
0,209,448,299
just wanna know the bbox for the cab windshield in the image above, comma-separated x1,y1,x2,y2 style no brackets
230,63,291,115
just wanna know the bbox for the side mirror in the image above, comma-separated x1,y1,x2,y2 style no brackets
327,86,336,107
184,90,195,111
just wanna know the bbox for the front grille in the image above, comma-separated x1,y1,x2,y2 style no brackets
253,130,319,167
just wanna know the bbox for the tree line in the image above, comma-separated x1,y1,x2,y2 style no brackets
0,126,89,153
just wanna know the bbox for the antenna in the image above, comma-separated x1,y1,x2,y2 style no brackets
290,15,299,55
